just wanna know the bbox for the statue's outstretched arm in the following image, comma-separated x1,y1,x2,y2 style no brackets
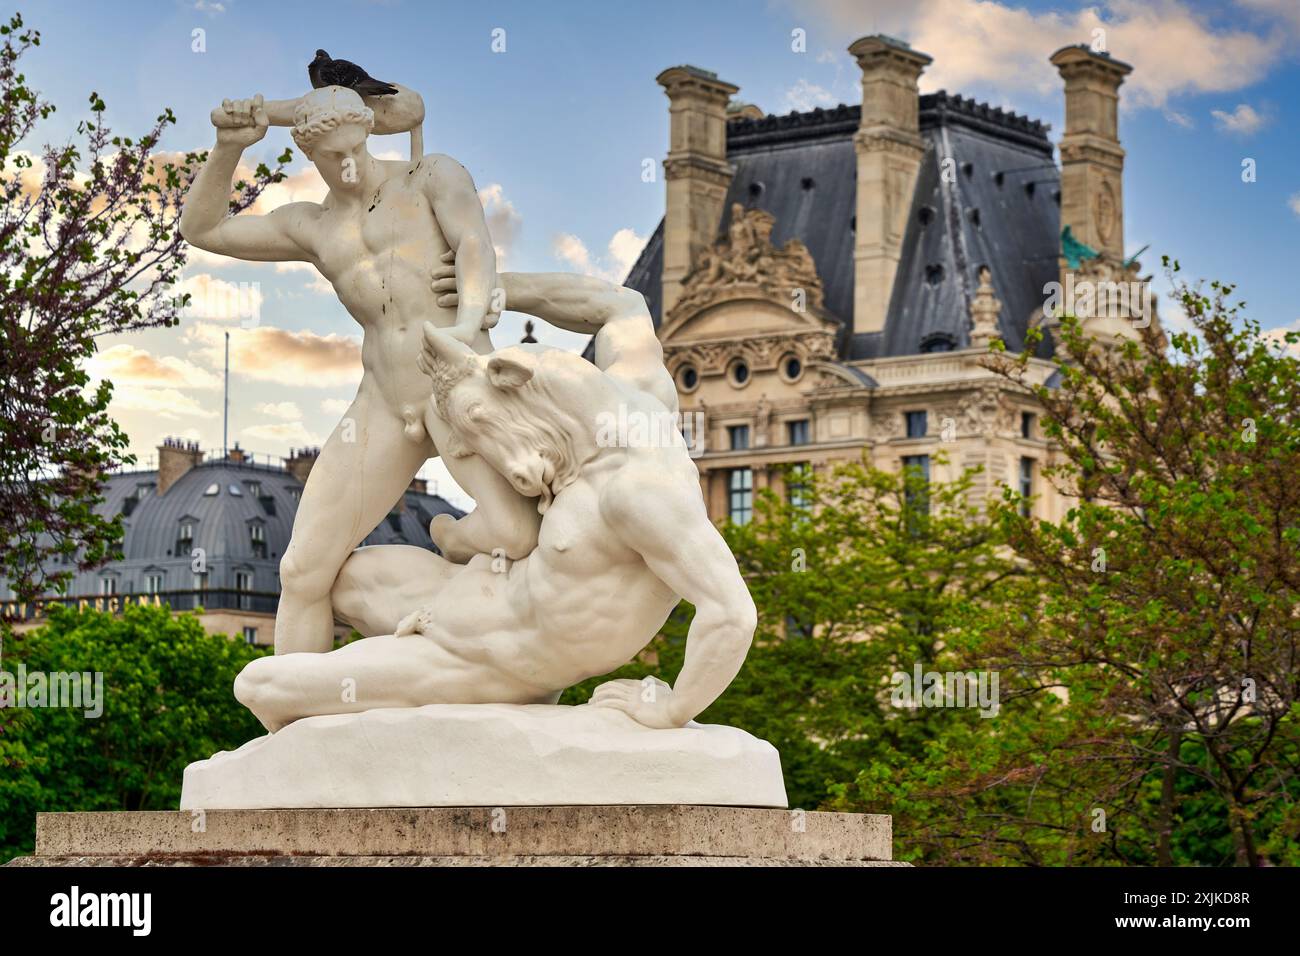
180,95,314,263
431,261,676,411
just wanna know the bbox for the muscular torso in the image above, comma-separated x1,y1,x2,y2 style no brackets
306,158,488,427
494,453,696,687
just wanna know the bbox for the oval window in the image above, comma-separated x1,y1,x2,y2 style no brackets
730,361,750,386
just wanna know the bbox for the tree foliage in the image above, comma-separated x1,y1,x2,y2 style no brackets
566,456,1023,811
0,12,290,603
831,264,1300,865
0,604,267,862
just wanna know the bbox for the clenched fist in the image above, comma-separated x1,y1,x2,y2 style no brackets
213,94,269,149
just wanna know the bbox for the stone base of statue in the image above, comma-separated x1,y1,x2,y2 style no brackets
181,703,788,809
11,806,902,866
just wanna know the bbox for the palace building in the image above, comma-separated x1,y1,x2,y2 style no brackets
619,36,1157,524
0,440,462,644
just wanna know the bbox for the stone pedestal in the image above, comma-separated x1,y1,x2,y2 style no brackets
12,806,902,866
180,703,787,809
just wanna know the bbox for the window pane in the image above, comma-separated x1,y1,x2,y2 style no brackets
728,468,753,525
1019,457,1033,516
905,411,927,439
728,425,750,451
902,454,931,523
787,463,812,510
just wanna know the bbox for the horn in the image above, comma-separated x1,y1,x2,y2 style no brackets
422,322,476,363
422,323,478,413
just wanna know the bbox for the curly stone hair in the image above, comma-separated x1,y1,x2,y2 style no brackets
291,94,375,154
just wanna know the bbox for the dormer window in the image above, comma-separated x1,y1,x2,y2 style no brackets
176,519,196,557
249,522,267,559
920,333,956,354
203,482,219,496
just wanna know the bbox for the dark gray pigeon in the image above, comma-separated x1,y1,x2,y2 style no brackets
308,49,399,97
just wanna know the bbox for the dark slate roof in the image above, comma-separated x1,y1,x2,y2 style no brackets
620,91,1060,361
2,457,463,598
624,218,664,325
873,94,1059,359
721,104,861,331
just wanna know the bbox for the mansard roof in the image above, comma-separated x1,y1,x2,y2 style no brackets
622,91,1060,361
1,456,463,598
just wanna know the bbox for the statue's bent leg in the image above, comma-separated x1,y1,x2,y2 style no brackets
423,401,541,562
234,631,545,733
275,392,434,655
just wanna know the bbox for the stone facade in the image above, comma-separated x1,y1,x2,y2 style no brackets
628,35,1154,528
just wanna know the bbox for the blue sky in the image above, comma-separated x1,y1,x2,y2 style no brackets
14,0,1300,506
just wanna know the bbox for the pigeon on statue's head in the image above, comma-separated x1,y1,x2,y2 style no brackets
308,50,400,98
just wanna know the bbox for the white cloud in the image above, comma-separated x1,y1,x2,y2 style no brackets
794,0,1288,109
173,273,265,323
552,228,647,283
253,401,302,420
184,322,363,388
1262,318,1300,359
87,344,222,391
321,397,353,416
479,183,523,267
274,259,334,294
783,78,837,112
246,164,328,213
1163,109,1194,129
1211,103,1267,135
109,386,218,420
242,422,323,445
1289,193,1300,218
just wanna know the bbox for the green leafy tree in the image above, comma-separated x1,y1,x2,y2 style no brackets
0,12,290,604
0,603,267,862
833,264,1300,865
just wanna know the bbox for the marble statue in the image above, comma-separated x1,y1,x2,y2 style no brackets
178,81,782,809
234,263,758,733
181,87,541,657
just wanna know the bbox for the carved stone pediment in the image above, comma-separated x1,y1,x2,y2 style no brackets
668,203,825,324
958,384,1018,438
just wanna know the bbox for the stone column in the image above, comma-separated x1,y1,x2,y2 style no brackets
656,65,739,317
848,35,931,337
1050,45,1132,262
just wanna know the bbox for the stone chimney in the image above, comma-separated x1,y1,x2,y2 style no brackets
284,446,320,484
848,35,931,338
656,65,739,317
157,438,203,496
1050,45,1132,262
227,442,247,464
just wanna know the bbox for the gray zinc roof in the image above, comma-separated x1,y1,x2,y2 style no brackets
4,457,463,600
619,92,1060,362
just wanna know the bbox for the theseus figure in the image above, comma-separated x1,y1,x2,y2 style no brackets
180,87,541,655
